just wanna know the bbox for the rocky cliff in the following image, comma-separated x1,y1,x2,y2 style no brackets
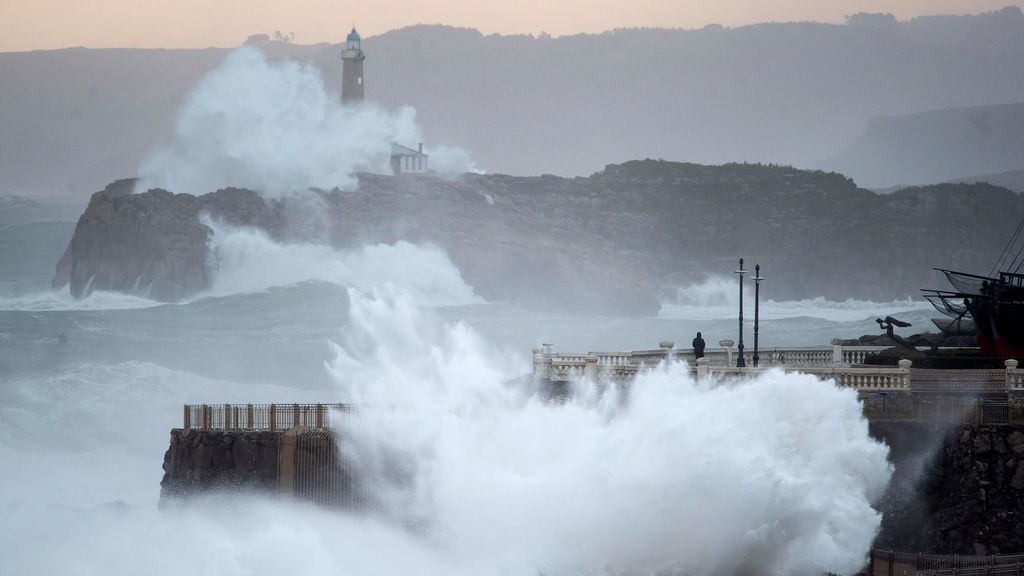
53,162,1024,313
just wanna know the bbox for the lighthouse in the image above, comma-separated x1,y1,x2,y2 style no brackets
341,27,365,104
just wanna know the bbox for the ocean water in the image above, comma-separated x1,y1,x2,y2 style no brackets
0,215,917,574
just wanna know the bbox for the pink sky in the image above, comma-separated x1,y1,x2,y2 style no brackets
2,0,1022,51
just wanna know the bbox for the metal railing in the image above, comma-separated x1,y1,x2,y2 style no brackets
910,369,1009,394
182,403,348,431
901,400,1024,426
868,548,1024,576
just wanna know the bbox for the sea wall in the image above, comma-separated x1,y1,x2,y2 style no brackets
160,428,355,507
161,422,1024,554
873,422,1024,555
160,428,281,499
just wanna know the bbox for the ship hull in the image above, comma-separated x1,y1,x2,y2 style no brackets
991,300,1024,358
966,297,998,357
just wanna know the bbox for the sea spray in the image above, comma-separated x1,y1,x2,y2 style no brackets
328,287,894,575
661,276,932,323
202,218,482,307
134,47,477,197
0,242,896,575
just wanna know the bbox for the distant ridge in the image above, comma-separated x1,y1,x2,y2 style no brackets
948,169,1024,193
4,7,1024,199
824,102,1024,189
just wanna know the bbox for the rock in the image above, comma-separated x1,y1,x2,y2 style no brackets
231,437,254,470
1008,431,1024,458
994,435,1008,454
1009,462,1024,490
975,434,992,455
160,429,281,501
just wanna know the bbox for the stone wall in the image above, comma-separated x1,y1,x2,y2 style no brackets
160,428,281,500
873,422,1024,555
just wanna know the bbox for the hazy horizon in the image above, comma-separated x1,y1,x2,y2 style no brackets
2,0,1024,52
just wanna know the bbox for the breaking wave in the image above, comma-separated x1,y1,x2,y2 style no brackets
0,283,893,575
0,289,163,312
201,219,482,307
326,287,893,575
660,276,932,322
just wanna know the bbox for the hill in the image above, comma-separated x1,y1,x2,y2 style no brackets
823,102,1024,188
948,170,1024,193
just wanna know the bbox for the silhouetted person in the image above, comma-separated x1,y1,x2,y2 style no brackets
692,331,706,360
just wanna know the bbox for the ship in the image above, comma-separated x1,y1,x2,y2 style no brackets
923,215,1024,358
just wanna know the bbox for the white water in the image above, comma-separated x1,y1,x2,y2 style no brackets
324,289,892,575
0,281,893,576
0,289,163,311
661,276,931,323
134,47,477,198
202,219,482,307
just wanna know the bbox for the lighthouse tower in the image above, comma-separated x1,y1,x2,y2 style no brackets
341,27,365,104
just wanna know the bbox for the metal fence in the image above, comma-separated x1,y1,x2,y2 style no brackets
182,403,348,431
863,400,1024,426
292,429,351,508
868,548,1024,576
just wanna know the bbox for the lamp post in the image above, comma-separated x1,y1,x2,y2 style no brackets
753,265,763,367
735,258,746,367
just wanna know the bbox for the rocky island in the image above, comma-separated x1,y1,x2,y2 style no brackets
53,161,1024,313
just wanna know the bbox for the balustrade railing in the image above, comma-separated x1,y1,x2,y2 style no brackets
697,364,911,391
1008,360,1022,391
534,343,910,379
183,361,1019,430
535,346,1024,402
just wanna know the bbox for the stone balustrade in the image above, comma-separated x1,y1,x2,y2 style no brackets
535,342,899,379
693,360,911,391
534,344,1022,399
1007,359,1022,391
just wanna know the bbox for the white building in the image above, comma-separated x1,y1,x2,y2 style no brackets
391,142,429,174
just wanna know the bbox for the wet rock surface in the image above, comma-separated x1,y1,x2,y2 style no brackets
874,423,1024,554
160,428,280,500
